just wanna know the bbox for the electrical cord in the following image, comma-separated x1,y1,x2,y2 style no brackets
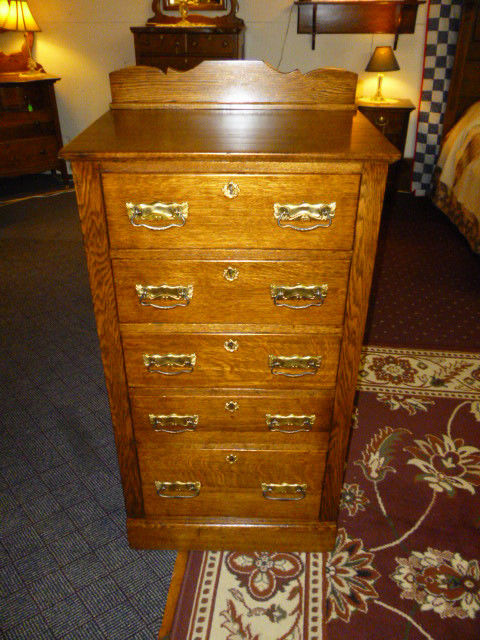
277,4,295,70
0,187,74,207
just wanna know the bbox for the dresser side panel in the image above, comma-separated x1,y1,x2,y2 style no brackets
71,161,144,518
320,161,388,521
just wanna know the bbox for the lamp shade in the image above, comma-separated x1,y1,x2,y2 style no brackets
365,46,399,72
3,1,40,32
0,0,10,27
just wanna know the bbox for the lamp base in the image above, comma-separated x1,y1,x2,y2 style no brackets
364,96,399,105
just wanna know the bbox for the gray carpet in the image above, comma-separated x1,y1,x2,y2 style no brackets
0,191,176,639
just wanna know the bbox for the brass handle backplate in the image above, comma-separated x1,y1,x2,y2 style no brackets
143,353,196,375
136,284,193,310
224,338,239,352
149,413,198,433
266,414,315,433
262,483,307,501
270,284,328,309
222,182,240,199
273,202,336,231
126,201,188,230
155,480,201,498
223,266,239,281
268,355,322,377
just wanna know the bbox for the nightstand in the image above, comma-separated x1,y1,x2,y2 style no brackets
0,73,68,182
357,98,415,191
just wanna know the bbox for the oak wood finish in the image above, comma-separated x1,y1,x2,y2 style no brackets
158,551,187,640
128,517,337,551
112,258,349,325
71,162,144,518
61,62,398,551
102,172,359,250
121,329,342,389
109,62,358,110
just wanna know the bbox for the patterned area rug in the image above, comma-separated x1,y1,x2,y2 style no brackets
166,347,480,640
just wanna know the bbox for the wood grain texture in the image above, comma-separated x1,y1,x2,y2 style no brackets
109,61,357,109
60,110,399,163
121,328,342,389
71,161,144,518
102,172,359,250
320,161,388,522
158,551,187,640
131,389,334,436
127,517,337,551
112,258,350,325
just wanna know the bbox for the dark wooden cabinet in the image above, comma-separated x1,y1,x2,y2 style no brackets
0,74,68,181
131,25,245,71
357,99,415,190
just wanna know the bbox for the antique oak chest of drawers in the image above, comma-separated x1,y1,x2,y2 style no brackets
61,62,398,551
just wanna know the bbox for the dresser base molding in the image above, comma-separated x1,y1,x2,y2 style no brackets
127,517,337,551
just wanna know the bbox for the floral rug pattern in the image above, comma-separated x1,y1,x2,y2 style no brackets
168,347,480,640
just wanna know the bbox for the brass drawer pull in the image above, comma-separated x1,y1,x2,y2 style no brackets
149,413,198,433
155,480,201,498
273,202,336,231
270,284,328,309
225,400,239,413
223,266,239,281
222,182,240,199
143,353,196,375
136,284,193,310
262,483,307,501
266,414,315,433
268,355,322,377
224,338,239,352
126,201,188,230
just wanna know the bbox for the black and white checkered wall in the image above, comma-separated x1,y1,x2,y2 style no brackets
412,0,462,196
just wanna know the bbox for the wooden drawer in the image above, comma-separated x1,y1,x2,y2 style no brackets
138,441,327,519
0,136,59,175
187,33,236,56
102,173,360,250
131,389,334,438
121,328,341,389
135,32,186,55
112,258,350,326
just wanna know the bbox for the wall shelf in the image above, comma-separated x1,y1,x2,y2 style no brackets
294,1,424,50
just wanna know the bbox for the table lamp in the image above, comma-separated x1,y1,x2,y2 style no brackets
0,0,10,26
2,0,41,73
365,46,400,103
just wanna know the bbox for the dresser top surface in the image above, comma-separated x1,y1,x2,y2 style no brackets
61,108,400,162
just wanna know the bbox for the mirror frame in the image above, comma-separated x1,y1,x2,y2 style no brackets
162,0,227,10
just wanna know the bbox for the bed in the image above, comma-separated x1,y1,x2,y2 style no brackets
431,0,480,254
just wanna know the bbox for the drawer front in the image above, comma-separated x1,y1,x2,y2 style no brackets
187,33,236,56
135,33,186,55
121,330,341,389
138,444,325,519
0,136,58,175
112,259,350,326
131,390,334,438
102,173,359,250
136,56,201,72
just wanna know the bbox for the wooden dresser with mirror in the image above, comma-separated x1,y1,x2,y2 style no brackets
131,0,245,72
61,61,399,551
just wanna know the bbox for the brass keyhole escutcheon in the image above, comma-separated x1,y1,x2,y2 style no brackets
225,400,239,413
226,454,237,464
222,182,240,199
224,339,239,352
223,266,239,282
